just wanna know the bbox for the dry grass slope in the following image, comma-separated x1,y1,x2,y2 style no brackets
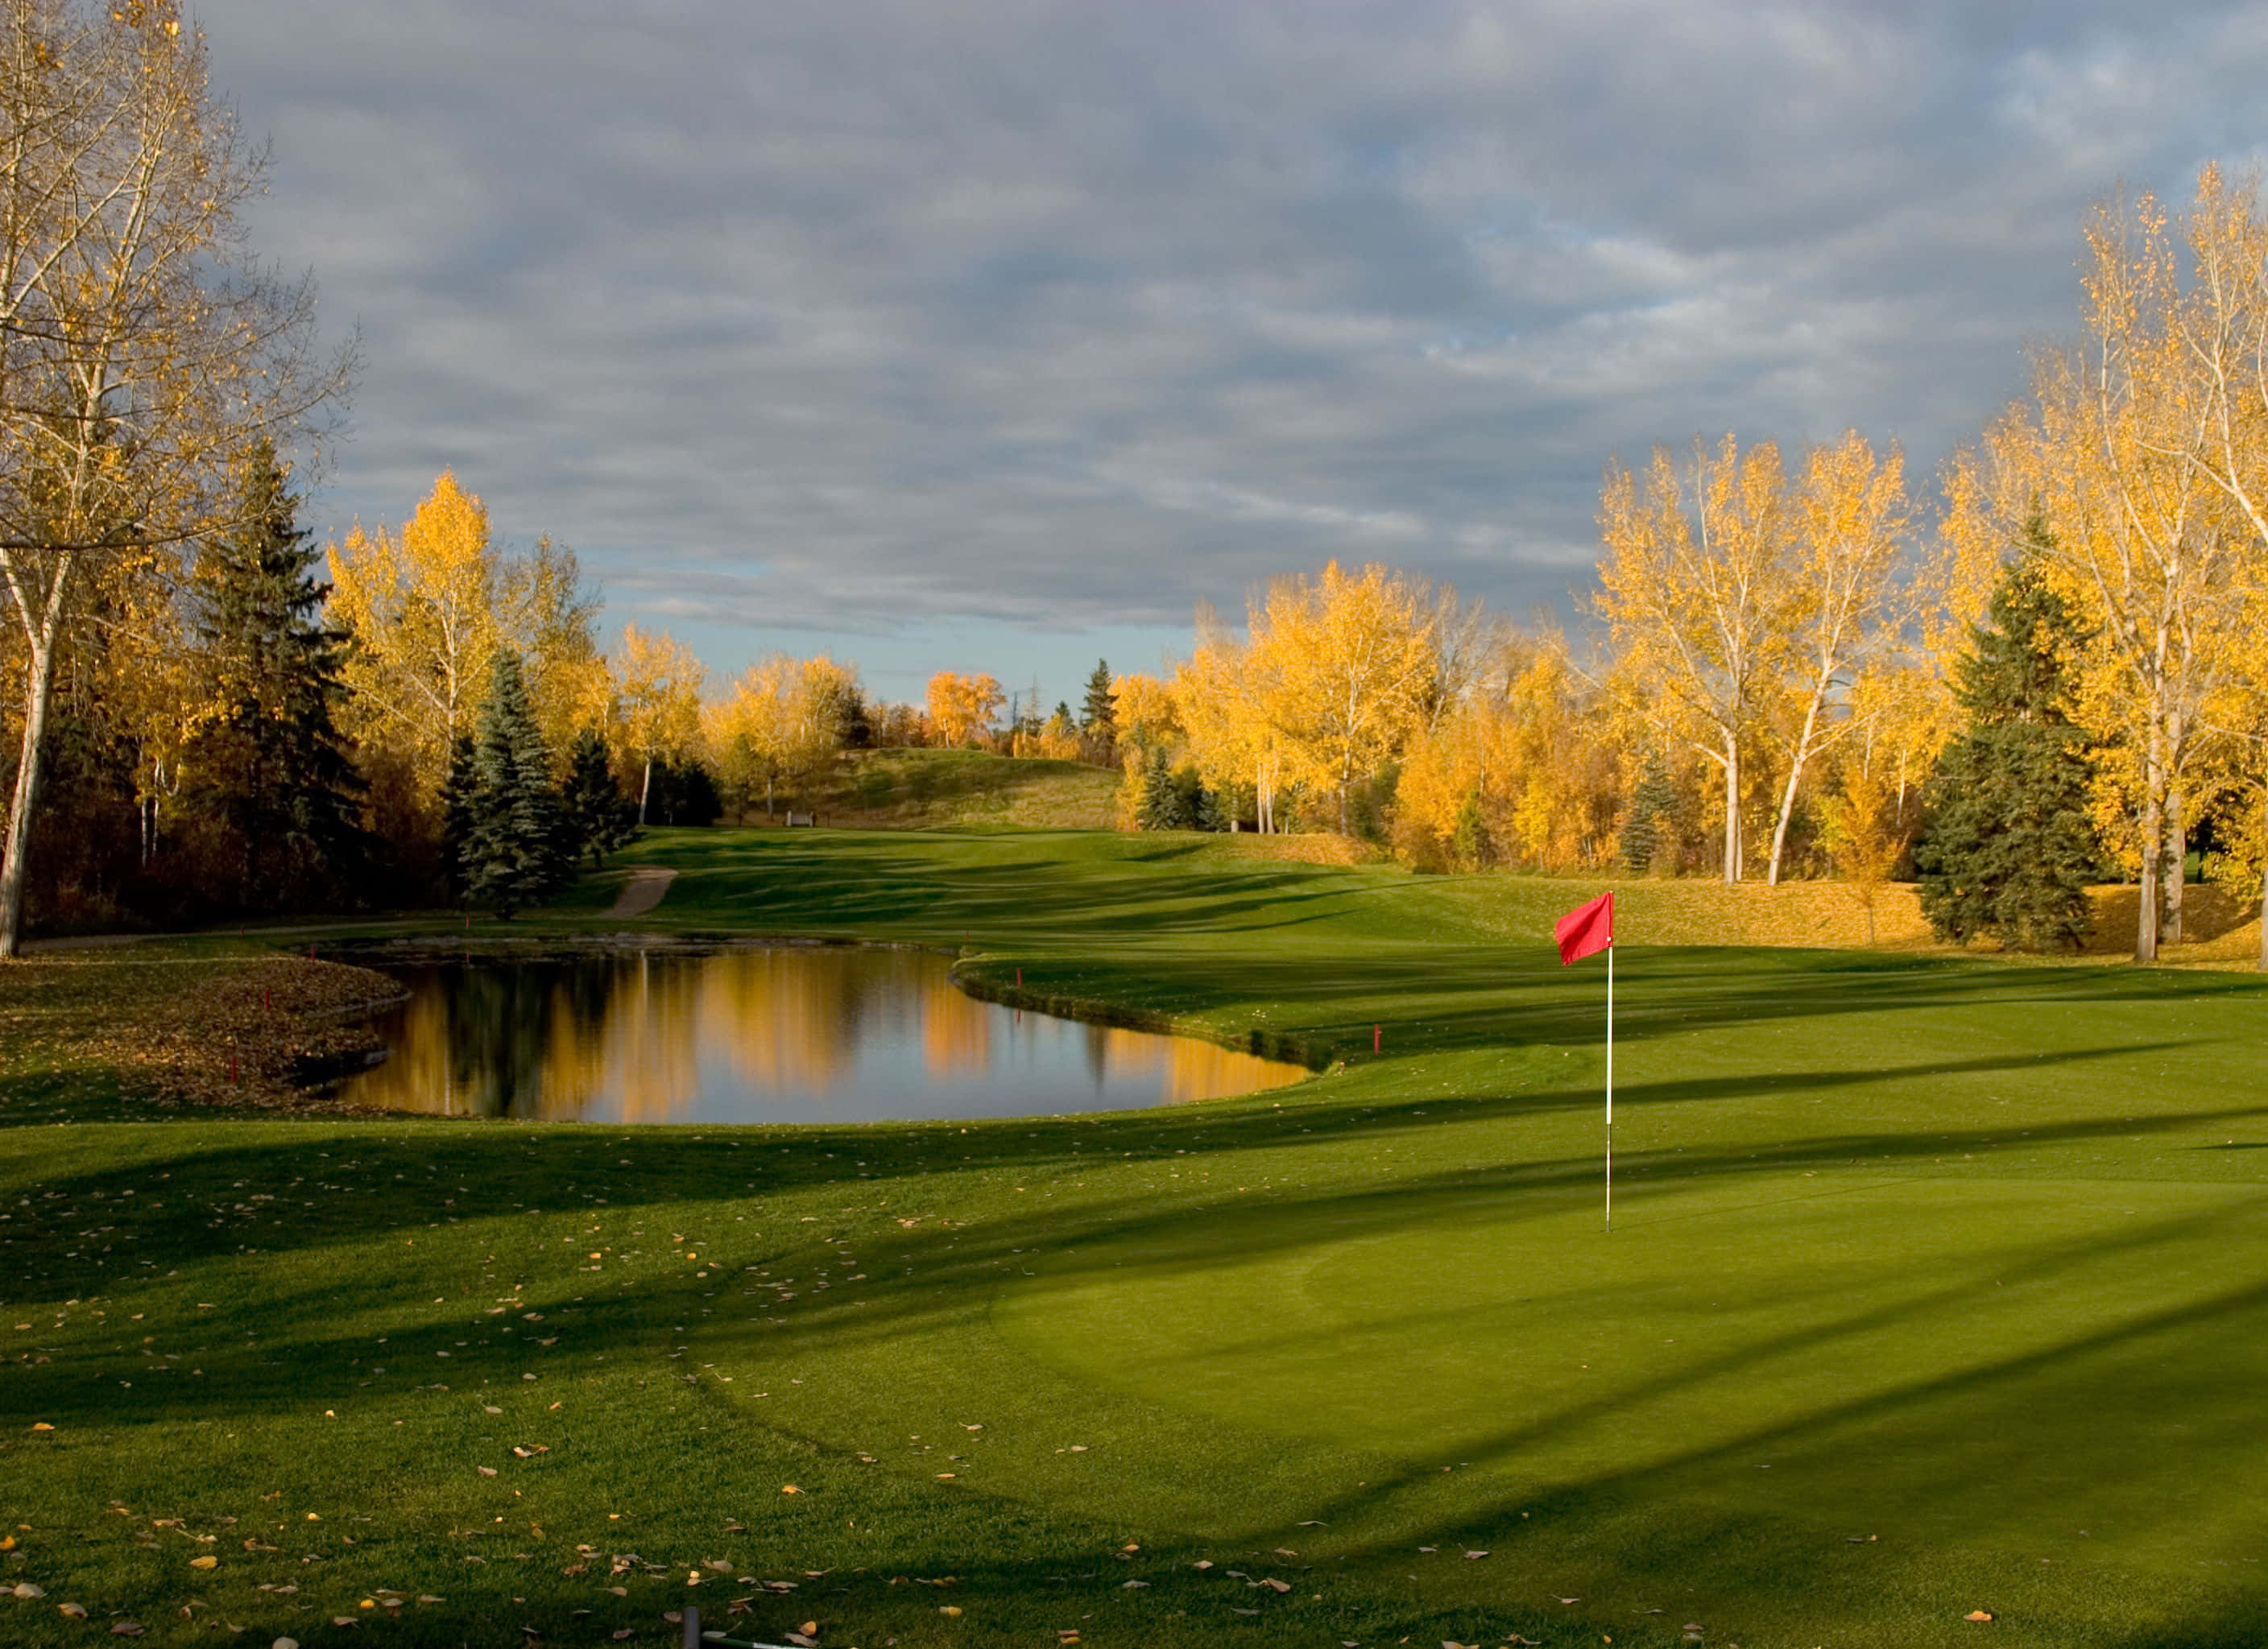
1452,872,2261,966
802,748,1120,830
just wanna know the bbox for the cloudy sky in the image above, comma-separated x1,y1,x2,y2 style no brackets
191,0,2267,707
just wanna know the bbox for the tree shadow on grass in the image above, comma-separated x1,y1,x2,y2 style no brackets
12,1085,2268,1646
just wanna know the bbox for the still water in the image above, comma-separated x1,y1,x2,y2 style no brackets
333,945,1308,1123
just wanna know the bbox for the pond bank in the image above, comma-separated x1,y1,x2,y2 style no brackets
0,953,404,1111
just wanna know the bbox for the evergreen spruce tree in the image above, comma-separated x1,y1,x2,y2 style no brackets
461,652,570,919
1622,754,1677,874
185,443,370,908
1136,746,1180,829
1081,659,1115,757
438,733,479,901
557,725,640,870
1915,518,2099,951
1194,779,1229,833
1451,790,1490,868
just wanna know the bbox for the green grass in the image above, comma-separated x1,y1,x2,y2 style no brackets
5,827,2268,1647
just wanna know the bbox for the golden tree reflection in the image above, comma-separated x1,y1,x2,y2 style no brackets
341,950,1304,1121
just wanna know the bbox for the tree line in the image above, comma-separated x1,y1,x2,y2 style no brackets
4,1,2264,967
1109,167,2268,965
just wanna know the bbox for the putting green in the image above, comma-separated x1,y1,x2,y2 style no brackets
995,1175,2268,1540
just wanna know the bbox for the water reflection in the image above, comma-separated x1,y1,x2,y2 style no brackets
335,946,1308,1123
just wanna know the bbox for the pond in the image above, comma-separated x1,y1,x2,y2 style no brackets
331,945,1309,1123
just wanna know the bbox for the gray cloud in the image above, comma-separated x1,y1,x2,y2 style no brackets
190,0,2268,700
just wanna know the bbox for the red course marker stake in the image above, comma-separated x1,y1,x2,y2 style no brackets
1374,1023,1380,1053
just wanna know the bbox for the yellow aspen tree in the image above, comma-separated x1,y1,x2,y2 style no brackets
1108,672,1179,752
326,471,504,791
783,654,859,797
1595,436,1795,882
500,534,609,766
1761,431,1911,884
1252,561,1436,835
0,0,349,956
2026,183,2245,959
1819,758,1901,944
2160,163,2268,966
706,655,794,820
612,622,704,824
925,671,1004,747
1037,708,1082,761
1174,605,1289,832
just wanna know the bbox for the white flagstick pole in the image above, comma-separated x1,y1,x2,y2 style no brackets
1604,937,1614,1233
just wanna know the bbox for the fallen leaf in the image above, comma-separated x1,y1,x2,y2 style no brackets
1965,1610,1994,1622
418,1596,445,1605
940,1604,962,1616
31,1422,53,1432
13,1583,46,1599
1121,1580,1149,1589
477,1466,498,1477
780,1485,802,1495
1261,1577,1292,1593
111,1626,144,1639
1464,1549,1489,1560
271,1639,297,1649
1193,1560,1213,1571
59,1604,88,1620
189,1556,217,1570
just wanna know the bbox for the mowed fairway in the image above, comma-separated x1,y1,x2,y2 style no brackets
5,828,2268,1648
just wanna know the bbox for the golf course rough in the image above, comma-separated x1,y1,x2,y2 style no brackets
2,824,2266,1647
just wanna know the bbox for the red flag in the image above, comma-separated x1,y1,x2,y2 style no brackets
1555,891,1613,965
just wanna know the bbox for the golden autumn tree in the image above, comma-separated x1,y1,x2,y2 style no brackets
1250,561,1436,835
1108,672,1180,752
1761,431,1911,884
1394,626,1611,873
2152,163,2268,967
1595,436,1796,882
925,671,1003,748
0,0,350,956
1174,605,1285,832
708,652,859,818
501,535,610,764
612,622,705,823
2028,185,2244,959
328,472,504,792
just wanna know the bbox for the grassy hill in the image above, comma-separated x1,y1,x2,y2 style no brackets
787,747,1120,830
6,827,2268,1648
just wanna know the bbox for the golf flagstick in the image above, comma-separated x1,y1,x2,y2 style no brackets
1551,891,1616,1231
